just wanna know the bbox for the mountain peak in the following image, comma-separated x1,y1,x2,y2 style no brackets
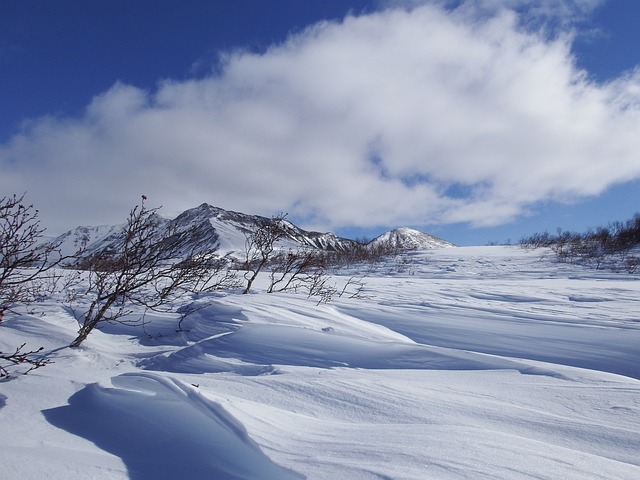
370,227,455,250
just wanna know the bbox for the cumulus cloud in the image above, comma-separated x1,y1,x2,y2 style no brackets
1,0,639,233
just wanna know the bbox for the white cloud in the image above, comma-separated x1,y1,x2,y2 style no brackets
1,0,639,233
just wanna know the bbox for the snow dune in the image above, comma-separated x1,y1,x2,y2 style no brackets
143,318,563,376
44,373,302,480
1,246,639,479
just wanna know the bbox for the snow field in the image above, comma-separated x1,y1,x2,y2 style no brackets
1,246,639,479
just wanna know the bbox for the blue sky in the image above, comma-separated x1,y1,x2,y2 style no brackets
1,0,640,245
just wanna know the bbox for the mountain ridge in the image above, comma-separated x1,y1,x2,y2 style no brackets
53,203,454,258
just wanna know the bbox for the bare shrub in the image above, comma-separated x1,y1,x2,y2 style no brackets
306,272,338,305
68,201,224,347
520,213,640,273
267,249,325,293
320,237,404,270
0,193,64,313
0,193,68,376
625,255,640,274
242,214,288,294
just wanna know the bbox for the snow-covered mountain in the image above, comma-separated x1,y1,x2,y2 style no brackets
369,227,455,250
53,203,358,258
52,204,453,259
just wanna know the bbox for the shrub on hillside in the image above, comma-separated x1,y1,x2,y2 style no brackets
519,213,640,273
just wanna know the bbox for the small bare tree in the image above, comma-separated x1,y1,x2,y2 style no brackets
69,201,223,347
306,272,338,305
0,193,63,314
242,214,288,294
1,193,64,376
267,249,325,293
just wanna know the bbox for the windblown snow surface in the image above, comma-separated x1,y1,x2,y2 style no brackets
1,246,639,479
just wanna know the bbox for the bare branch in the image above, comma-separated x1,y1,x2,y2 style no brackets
0,343,53,378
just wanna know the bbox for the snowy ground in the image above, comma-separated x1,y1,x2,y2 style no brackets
1,246,639,479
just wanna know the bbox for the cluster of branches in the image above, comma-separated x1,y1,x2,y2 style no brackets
519,213,640,272
1,194,64,378
266,248,372,304
240,214,333,298
239,215,405,300
318,238,408,270
241,214,289,294
0,194,63,313
0,343,52,378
